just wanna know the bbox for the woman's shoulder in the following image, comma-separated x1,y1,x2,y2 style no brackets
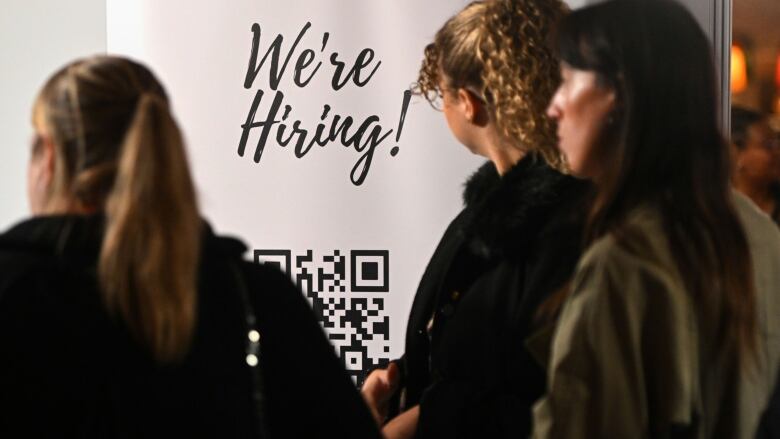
0,241,107,355
0,218,97,314
574,208,683,304
580,207,667,264
733,190,780,249
0,216,93,286
0,247,60,296
199,228,304,312
236,258,300,301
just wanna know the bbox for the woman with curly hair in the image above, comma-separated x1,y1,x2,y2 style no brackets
361,1,588,438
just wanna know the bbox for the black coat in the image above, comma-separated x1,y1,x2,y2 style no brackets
398,155,588,438
0,215,381,439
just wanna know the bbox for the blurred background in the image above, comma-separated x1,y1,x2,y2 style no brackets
732,0,780,132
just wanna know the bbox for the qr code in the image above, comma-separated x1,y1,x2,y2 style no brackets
254,249,391,383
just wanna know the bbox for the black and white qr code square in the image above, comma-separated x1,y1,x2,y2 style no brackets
351,250,389,293
254,248,391,384
253,249,291,274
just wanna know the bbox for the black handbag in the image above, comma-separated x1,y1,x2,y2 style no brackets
230,262,272,439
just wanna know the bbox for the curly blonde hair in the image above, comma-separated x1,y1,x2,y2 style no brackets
416,0,568,168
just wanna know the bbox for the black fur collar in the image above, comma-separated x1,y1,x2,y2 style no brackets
460,154,584,260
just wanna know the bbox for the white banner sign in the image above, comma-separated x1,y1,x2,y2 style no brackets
107,0,583,382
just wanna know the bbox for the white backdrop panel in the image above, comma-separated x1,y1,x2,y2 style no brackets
106,0,581,381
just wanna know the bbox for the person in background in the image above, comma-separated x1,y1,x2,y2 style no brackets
0,55,381,439
361,0,589,438
730,108,780,439
731,106,780,224
731,110,780,438
732,111,780,437
533,1,780,437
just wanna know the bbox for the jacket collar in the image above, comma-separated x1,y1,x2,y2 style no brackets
460,154,585,260
0,215,103,263
0,214,247,265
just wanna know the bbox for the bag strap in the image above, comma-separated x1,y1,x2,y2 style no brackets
229,261,272,439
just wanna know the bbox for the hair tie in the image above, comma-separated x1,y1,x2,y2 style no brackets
138,91,167,108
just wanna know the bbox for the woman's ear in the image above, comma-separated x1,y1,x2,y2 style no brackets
457,88,486,125
38,135,57,184
28,134,57,214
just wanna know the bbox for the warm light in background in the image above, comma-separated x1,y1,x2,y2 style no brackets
775,53,780,114
732,44,748,93
776,52,780,88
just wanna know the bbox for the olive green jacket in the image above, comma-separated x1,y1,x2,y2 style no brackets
531,192,780,438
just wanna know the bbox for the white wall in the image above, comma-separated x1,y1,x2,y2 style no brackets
0,0,106,231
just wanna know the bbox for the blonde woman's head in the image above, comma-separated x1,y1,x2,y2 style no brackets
30,56,200,363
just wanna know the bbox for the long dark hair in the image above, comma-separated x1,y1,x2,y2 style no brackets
556,0,756,363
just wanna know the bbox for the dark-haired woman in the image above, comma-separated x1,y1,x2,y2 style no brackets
360,1,589,438
532,0,780,437
0,56,381,439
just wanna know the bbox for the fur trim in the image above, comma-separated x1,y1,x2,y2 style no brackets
460,154,582,260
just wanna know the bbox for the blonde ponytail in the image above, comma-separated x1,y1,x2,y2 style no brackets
99,93,201,363
35,57,202,363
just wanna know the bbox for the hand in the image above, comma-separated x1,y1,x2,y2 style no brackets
382,405,419,439
361,361,400,425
